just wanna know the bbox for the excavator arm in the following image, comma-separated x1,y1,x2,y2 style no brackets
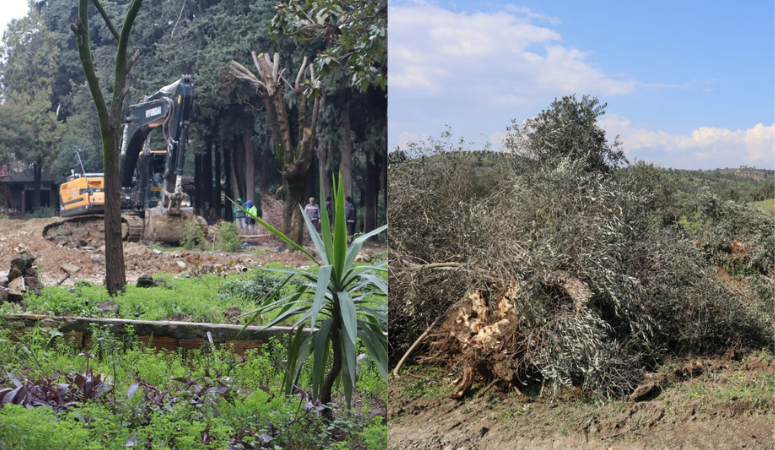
119,75,194,215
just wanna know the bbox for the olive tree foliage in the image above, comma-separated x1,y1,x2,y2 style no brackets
505,95,627,173
389,123,772,397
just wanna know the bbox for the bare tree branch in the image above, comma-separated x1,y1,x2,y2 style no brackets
91,0,119,41
126,49,140,74
294,56,308,91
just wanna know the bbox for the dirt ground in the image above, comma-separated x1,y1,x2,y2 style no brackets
0,217,384,286
388,354,774,450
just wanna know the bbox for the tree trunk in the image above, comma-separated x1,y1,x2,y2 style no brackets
315,144,331,200
340,90,353,198
231,135,245,200
32,162,42,211
194,152,202,215
214,141,222,219
223,142,233,222
260,143,270,198
283,161,308,245
103,130,126,295
202,139,213,219
320,325,342,417
244,131,255,202
72,0,141,296
364,156,379,235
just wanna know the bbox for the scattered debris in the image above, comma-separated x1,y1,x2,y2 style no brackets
355,253,372,263
628,382,661,402
136,274,157,288
60,263,81,275
97,301,119,314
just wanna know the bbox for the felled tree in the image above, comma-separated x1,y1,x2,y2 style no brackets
71,0,143,295
229,53,321,247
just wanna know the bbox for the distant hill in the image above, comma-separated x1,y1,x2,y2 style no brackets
659,167,774,203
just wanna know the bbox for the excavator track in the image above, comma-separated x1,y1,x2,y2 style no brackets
43,214,145,243
123,214,145,242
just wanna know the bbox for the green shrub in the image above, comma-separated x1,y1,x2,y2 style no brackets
221,270,283,302
0,405,90,449
180,220,206,250
30,205,56,219
212,220,241,252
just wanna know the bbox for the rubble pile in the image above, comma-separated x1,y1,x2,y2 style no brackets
0,253,42,302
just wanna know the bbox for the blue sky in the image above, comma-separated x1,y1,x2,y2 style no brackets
389,1,774,169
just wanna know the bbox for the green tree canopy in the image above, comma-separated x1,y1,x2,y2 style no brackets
507,95,627,173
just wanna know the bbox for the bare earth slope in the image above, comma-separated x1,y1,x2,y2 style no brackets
389,354,774,450
0,218,310,285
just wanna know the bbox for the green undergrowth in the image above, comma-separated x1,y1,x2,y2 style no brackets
0,326,387,449
0,268,305,325
1,260,386,326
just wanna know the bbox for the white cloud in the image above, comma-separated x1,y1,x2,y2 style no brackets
389,2,637,104
503,5,561,25
599,113,775,168
393,132,428,151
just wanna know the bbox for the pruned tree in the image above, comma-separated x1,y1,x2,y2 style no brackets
71,0,143,295
270,0,388,200
229,52,321,247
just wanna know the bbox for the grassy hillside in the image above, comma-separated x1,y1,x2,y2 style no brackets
753,198,774,215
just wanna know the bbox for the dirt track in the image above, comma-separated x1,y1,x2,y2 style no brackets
389,355,774,450
0,217,370,286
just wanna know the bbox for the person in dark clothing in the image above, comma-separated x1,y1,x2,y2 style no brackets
344,196,356,239
320,196,333,230
325,196,333,221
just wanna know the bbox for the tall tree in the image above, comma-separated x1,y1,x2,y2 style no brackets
71,0,143,295
229,53,321,246
0,7,65,208
0,91,65,209
269,0,387,223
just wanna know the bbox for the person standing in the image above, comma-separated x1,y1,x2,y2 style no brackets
233,197,246,232
320,196,333,229
304,197,321,232
345,196,356,240
246,200,258,234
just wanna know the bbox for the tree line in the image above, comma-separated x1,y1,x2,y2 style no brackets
0,0,386,234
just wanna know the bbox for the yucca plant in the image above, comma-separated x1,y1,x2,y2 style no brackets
233,174,387,412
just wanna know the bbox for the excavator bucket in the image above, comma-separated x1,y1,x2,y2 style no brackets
142,206,208,244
